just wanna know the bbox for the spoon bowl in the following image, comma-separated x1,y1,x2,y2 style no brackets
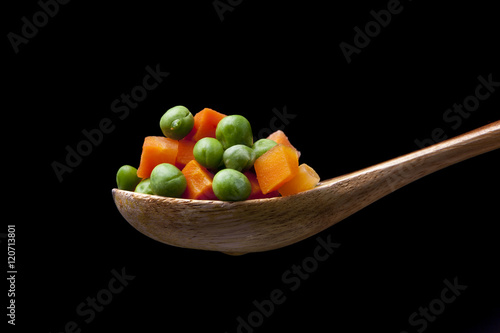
113,121,500,254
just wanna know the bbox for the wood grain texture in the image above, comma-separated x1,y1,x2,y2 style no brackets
113,120,500,254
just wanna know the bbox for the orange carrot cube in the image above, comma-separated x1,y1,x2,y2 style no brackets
267,130,300,157
254,144,299,194
278,164,320,196
244,171,280,199
137,136,178,179
176,139,196,167
182,160,216,200
186,108,227,142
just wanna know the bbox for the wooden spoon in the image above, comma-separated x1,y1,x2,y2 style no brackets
112,120,500,254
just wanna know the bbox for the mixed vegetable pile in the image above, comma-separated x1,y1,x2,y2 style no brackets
116,106,320,201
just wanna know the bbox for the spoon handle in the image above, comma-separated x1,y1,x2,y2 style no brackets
379,119,500,192
320,120,500,220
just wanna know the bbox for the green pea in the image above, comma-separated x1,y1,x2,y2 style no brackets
116,165,141,191
212,169,251,201
215,115,253,150
223,144,255,172
193,137,224,170
252,139,278,159
160,105,194,140
150,163,187,197
135,178,154,194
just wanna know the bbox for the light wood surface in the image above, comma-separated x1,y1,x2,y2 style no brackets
113,120,500,254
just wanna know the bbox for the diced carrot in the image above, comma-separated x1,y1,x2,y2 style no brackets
176,139,196,168
186,108,227,142
278,164,320,197
244,171,280,199
137,136,178,179
267,130,300,157
182,160,216,200
254,144,299,194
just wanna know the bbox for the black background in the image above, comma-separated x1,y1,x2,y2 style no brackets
4,0,500,332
